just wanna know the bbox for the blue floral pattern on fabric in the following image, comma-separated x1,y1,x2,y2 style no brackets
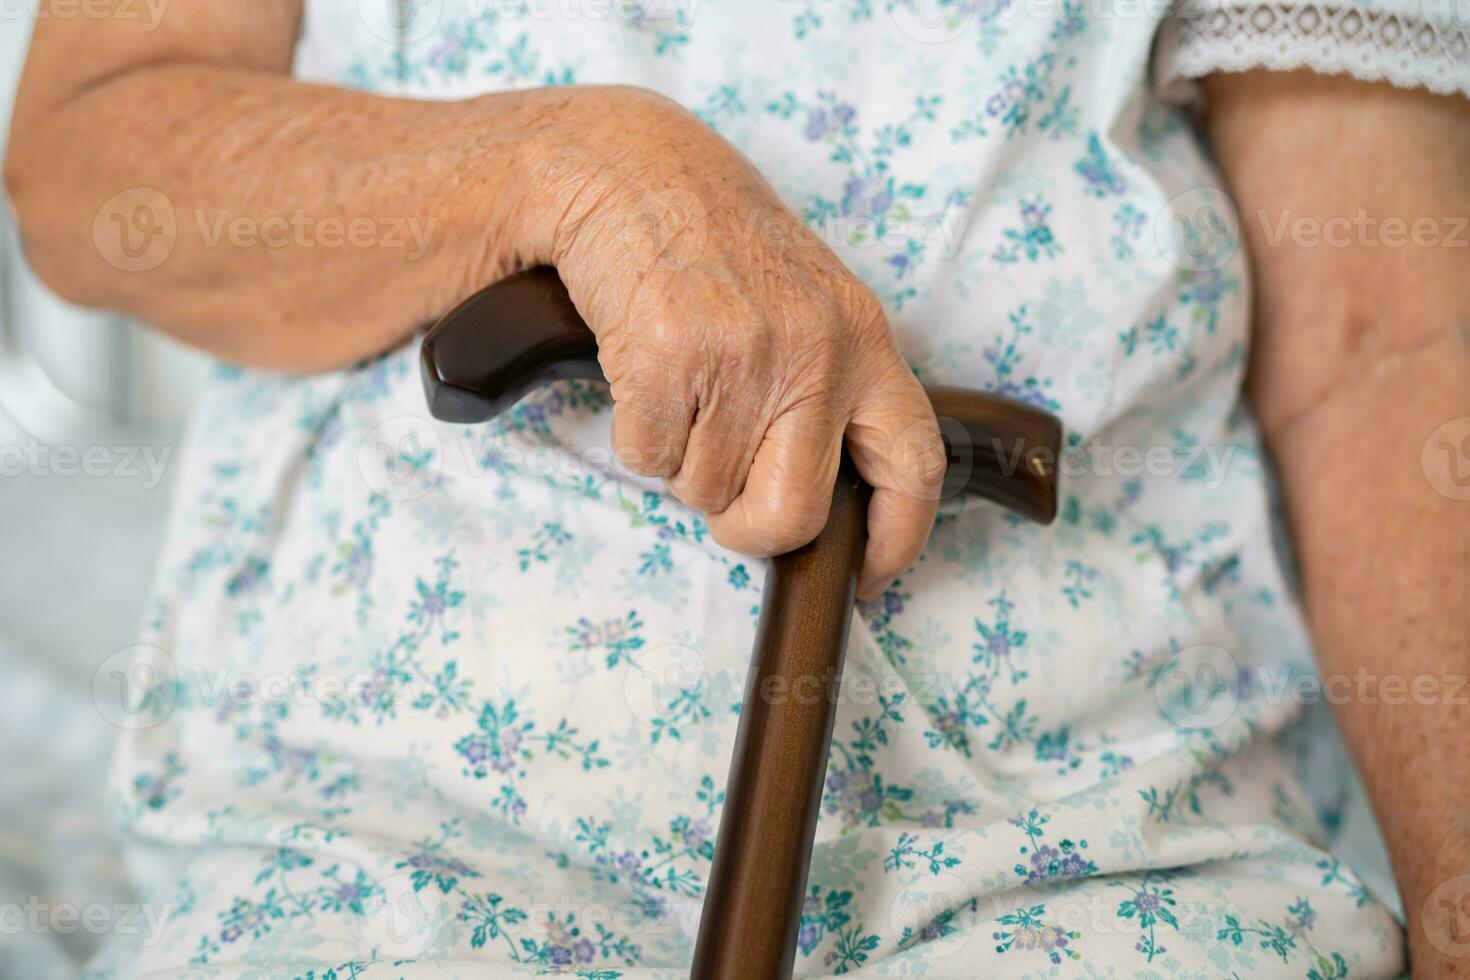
88,1,1408,976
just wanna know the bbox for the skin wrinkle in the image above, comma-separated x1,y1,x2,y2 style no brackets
1254,316,1410,451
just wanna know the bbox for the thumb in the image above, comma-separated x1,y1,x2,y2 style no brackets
844,361,945,601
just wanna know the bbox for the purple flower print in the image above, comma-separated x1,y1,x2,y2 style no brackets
226,557,268,596
1162,547,1185,573
918,809,947,829
1020,199,1050,229
357,668,389,707
136,775,165,808
681,819,710,849
803,101,855,141
458,735,491,765
1046,925,1073,964
840,174,892,220
428,37,466,73
335,881,366,905
339,543,369,585
1028,844,1061,882
1288,898,1316,933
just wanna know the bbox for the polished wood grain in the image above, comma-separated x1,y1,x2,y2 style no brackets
690,454,870,978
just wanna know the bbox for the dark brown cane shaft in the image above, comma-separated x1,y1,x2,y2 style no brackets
690,454,871,979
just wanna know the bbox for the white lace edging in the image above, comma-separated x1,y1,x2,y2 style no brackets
1154,2,1470,104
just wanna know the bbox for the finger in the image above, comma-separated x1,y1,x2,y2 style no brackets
608,361,696,479
665,388,764,514
705,400,844,557
844,365,944,601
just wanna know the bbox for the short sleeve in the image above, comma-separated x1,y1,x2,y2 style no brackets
1153,0,1470,104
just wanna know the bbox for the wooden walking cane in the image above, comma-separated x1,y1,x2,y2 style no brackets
421,267,1062,979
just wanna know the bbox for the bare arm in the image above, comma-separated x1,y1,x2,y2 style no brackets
1205,70,1470,976
3,0,946,594
2,0,577,370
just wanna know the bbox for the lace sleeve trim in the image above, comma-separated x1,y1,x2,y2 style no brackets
1155,3,1470,103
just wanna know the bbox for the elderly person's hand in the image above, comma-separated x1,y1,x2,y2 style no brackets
3,7,941,598
528,88,943,594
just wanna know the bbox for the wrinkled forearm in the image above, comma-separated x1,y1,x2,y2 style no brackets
3,60,588,371
1206,70,1470,975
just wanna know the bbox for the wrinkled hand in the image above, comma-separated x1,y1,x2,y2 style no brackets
524,86,944,599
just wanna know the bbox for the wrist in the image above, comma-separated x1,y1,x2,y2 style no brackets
482,85,682,265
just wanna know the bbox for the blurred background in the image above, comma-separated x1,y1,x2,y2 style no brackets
0,11,206,977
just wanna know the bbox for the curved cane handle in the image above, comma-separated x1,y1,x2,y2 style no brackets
422,266,1061,522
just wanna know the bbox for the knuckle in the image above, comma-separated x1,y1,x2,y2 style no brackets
612,403,682,477
706,518,754,557
751,489,830,553
893,415,947,497
670,467,739,514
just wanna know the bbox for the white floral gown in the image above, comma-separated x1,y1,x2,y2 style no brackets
92,0,1470,977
